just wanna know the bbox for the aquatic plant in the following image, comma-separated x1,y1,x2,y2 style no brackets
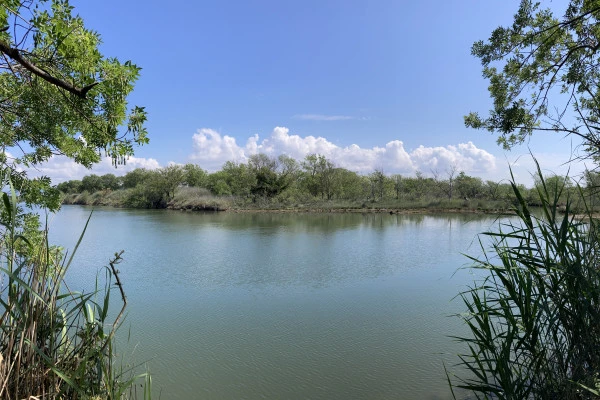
450,164,600,399
0,184,151,399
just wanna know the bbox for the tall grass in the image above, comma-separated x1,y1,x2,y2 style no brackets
449,164,600,399
167,186,230,211
0,185,150,399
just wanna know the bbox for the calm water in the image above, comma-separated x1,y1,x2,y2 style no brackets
48,206,506,399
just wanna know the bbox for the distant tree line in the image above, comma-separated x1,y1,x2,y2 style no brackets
57,153,597,210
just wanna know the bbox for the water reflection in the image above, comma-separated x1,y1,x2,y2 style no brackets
48,206,511,400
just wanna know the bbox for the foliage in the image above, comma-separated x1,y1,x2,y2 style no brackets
0,1,151,397
182,163,207,187
584,169,600,208
58,157,542,213
301,154,337,200
0,0,147,211
221,161,255,197
457,3,600,396
455,172,484,199
464,0,600,158
206,170,233,196
56,179,82,194
532,173,574,205
157,165,184,201
247,154,290,200
100,173,122,191
122,168,151,189
369,169,386,201
0,184,151,399
81,174,103,194
449,166,600,399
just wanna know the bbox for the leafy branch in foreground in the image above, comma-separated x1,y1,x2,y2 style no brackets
465,0,600,159
0,0,148,211
449,163,600,399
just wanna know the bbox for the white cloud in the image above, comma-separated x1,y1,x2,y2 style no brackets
189,126,498,177
411,142,497,174
25,155,161,183
501,152,588,186
190,128,256,170
21,127,582,187
293,114,355,121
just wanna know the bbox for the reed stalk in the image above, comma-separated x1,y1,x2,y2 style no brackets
450,162,600,399
0,181,150,399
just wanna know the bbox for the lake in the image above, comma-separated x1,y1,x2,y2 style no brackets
48,206,505,399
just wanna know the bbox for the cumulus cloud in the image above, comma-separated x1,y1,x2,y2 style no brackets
411,142,497,174
190,128,255,170
25,155,161,183
189,126,497,176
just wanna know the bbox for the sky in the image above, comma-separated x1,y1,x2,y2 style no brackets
29,0,589,186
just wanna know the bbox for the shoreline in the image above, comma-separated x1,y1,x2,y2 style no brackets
79,202,516,216
220,207,515,215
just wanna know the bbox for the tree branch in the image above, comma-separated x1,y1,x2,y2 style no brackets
0,40,98,98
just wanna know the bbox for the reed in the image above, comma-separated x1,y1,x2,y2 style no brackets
0,184,150,399
449,163,600,399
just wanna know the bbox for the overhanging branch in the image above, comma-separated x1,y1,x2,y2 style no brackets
0,40,98,98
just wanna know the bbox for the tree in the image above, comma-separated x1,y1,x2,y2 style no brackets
80,174,103,193
122,168,152,189
158,165,184,201
483,180,498,200
182,163,207,187
369,169,386,201
442,165,458,199
0,0,147,210
207,171,232,196
391,174,403,199
56,179,82,194
221,161,255,197
248,154,288,199
464,1,600,158
123,166,183,208
454,172,484,199
533,174,573,203
301,154,321,197
277,154,300,190
333,168,365,200
301,154,336,199
584,169,600,208
100,173,121,191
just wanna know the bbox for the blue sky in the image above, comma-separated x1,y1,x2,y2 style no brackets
34,0,586,186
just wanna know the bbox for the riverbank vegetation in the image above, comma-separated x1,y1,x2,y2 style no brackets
0,0,150,398
0,189,151,399
57,154,600,214
451,167,600,398
449,0,600,398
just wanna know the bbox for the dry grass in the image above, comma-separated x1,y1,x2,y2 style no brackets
167,186,231,211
